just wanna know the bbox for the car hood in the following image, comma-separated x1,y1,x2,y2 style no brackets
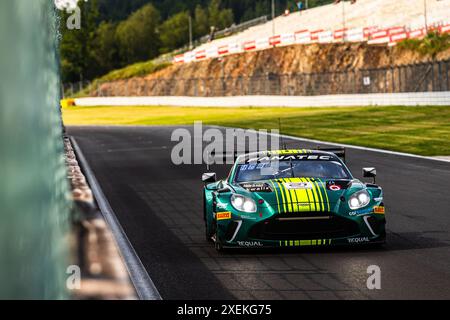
237,178,360,213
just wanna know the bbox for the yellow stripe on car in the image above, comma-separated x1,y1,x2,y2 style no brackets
285,178,300,213
279,239,333,247
276,180,287,213
309,178,324,212
318,179,331,212
284,178,296,213
269,180,281,213
300,177,315,212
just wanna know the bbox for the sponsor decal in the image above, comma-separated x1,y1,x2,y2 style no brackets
349,208,373,216
216,203,228,209
326,180,351,190
237,241,263,247
247,154,332,163
216,212,232,220
284,182,312,190
348,237,370,244
373,206,385,214
240,215,257,220
296,203,310,207
269,149,312,155
240,182,272,192
328,184,341,191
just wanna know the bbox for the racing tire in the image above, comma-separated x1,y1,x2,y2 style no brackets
214,227,225,252
215,240,223,252
205,221,213,242
203,193,214,242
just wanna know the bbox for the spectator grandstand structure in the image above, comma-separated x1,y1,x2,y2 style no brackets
174,0,450,64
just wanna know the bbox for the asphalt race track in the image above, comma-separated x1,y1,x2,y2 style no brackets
68,126,450,300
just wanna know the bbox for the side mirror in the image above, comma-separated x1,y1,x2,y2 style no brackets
202,172,216,184
363,167,377,183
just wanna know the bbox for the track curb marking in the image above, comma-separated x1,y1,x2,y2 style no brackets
70,137,162,300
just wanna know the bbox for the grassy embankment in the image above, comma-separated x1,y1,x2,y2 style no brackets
62,105,450,156
70,60,171,97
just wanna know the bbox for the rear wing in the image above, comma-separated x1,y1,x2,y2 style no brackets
317,147,346,162
208,151,240,162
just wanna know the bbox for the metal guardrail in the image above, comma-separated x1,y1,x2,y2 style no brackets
66,59,450,98
198,16,269,43
143,15,270,65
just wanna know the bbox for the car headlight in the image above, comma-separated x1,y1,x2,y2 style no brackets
348,190,370,210
231,194,257,213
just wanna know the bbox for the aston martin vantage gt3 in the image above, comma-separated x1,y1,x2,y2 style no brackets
202,149,386,251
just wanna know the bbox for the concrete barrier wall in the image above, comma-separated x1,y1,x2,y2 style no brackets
75,92,450,107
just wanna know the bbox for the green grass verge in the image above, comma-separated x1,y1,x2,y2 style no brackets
99,60,172,82
62,105,450,156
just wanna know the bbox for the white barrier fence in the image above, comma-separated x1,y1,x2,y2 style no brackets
174,23,450,64
74,92,450,108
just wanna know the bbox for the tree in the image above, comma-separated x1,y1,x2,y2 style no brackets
194,5,209,38
59,0,99,82
217,7,234,30
159,11,190,53
116,4,161,65
91,22,120,74
59,0,338,83
208,0,233,30
192,0,235,39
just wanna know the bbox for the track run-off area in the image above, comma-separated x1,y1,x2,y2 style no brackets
68,125,450,300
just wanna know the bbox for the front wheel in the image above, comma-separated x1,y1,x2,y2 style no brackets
213,223,226,252
215,239,223,252
214,231,224,252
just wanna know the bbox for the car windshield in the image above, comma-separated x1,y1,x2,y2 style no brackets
235,160,351,182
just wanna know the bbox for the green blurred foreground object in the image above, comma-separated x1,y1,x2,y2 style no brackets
0,1,71,299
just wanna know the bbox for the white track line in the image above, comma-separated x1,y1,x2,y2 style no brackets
211,125,450,164
71,137,162,300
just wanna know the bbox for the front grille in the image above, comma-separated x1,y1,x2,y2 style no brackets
248,214,359,240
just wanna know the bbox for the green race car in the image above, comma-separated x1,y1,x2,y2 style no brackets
202,149,386,251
